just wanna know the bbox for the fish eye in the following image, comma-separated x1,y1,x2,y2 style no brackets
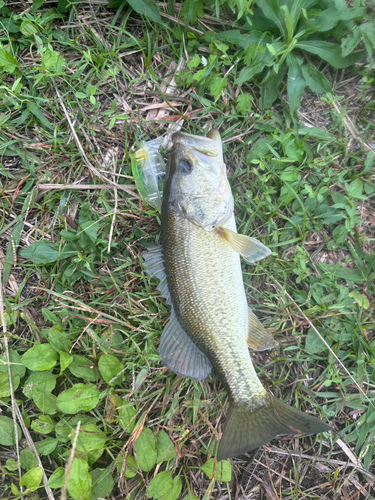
178,158,193,173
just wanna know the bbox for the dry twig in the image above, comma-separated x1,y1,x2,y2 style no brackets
60,421,81,500
274,280,374,412
332,101,375,154
0,268,23,499
53,83,140,199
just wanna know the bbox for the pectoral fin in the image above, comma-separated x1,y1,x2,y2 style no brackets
217,227,271,263
247,308,276,351
159,310,212,381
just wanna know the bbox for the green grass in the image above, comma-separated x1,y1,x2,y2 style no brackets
0,0,375,499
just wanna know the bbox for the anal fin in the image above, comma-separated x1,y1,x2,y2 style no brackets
247,308,276,351
159,310,212,381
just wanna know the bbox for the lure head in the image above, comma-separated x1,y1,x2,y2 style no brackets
132,137,166,209
167,129,233,231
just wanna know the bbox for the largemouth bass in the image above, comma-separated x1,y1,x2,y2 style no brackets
143,129,331,461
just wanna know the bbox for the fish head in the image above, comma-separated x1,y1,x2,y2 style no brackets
168,129,233,231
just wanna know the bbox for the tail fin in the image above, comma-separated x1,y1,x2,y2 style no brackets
217,396,331,461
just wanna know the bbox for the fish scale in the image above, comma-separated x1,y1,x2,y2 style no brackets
162,210,254,394
143,129,332,461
